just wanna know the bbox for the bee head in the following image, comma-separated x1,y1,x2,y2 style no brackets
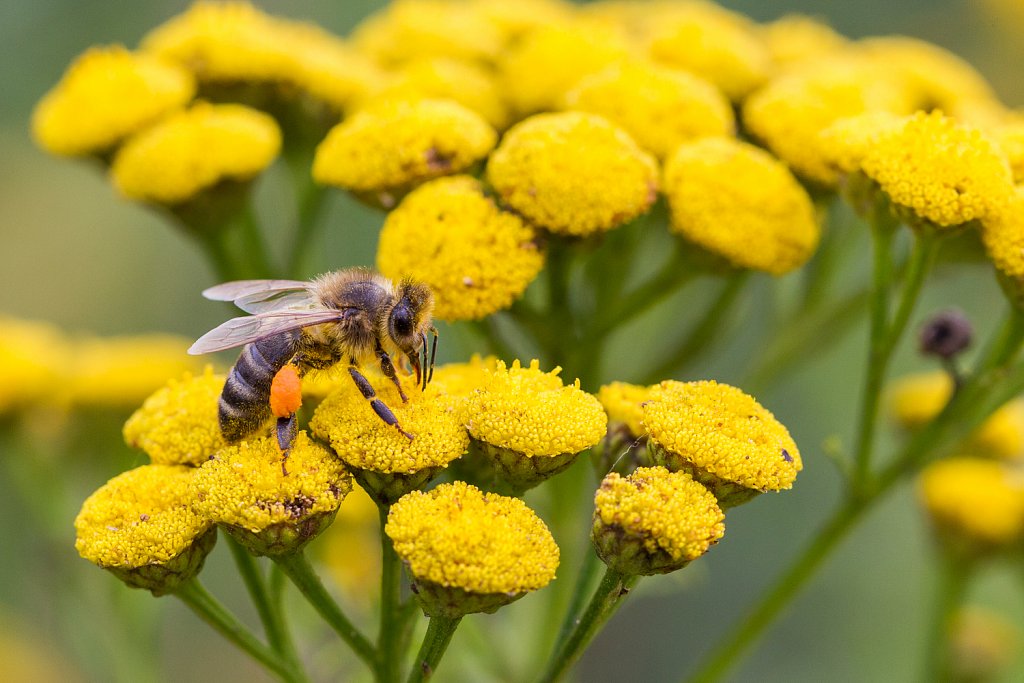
389,280,434,350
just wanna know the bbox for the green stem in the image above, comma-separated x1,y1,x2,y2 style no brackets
923,555,972,683
273,552,378,673
406,615,463,683
227,538,306,680
174,580,300,683
537,567,638,683
379,504,404,683
238,201,278,278
551,551,604,656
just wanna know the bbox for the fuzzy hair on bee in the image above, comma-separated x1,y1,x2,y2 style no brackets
189,268,438,471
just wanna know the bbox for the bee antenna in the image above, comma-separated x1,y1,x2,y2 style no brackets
428,327,438,384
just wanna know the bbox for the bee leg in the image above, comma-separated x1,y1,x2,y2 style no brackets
375,343,409,403
276,414,298,476
348,365,414,440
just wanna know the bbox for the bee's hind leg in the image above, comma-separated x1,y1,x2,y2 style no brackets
276,414,298,476
375,342,409,403
348,365,414,440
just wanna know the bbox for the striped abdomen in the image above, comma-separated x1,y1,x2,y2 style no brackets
219,332,299,442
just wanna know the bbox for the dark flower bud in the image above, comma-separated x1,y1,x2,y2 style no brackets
919,309,972,359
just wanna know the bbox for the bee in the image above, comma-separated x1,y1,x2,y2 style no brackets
188,268,437,472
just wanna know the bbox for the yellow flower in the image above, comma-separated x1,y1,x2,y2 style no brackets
468,0,575,42
363,58,510,130
310,378,468,503
351,0,503,67
192,432,350,555
597,381,656,438
376,176,544,321
63,333,205,409
643,4,771,101
918,458,1024,552
123,367,227,466
465,359,607,492
32,45,195,157
742,57,912,187
759,14,849,68
74,464,216,594
982,190,1024,306
592,466,724,575
386,481,559,616
111,102,281,205
663,137,820,275
592,381,657,475
497,21,634,116
644,379,802,507
818,111,906,176
312,98,496,208
888,371,1024,460
561,59,734,160
486,111,658,237
992,120,1024,184
861,111,1014,229
0,317,69,414
428,355,501,424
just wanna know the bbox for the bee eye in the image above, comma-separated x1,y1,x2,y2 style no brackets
390,306,414,338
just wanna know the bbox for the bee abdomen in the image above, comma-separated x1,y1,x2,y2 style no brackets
219,332,299,442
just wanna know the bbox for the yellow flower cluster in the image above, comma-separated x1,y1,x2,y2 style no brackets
123,368,227,466
466,359,607,458
594,467,725,566
312,98,496,206
644,380,801,503
191,432,351,533
0,317,69,414
983,191,1024,304
111,102,281,205
376,176,544,321
597,381,657,438
487,112,658,237
32,45,195,157
663,137,820,275
918,458,1024,550
759,14,849,68
385,481,559,595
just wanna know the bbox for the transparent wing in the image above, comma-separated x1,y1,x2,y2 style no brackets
202,280,310,303
188,310,342,355
233,288,319,314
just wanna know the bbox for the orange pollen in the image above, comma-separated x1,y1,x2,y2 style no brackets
270,365,302,418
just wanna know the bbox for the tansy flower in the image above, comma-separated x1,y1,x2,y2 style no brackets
486,111,658,238
385,481,559,617
74,464,216,595
376,176,544,321
592,381,658,475
351,0,503,67
742,57,912,187
427,355,501,425
192,432,351,556
465,359,607,493
992,120,1024,185
918,458,1024,557
982,190,1024,307
818,111,906,176
312,98,496,209
123,367,228,466
663,137,820,275
592,466,725,575
644,380,802,507
497,22,634,117
861,111,1014,229
643,4,771,101
0,317,70,414
362,58,510,130
63,334,205,409
111,102,281,206
310,379,468,504
468,0,575,42
759,14,849,69
32,45,195,158
888,371,1024,460
561,59,734,160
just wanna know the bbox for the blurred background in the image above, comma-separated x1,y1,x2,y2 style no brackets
3,1,1024,681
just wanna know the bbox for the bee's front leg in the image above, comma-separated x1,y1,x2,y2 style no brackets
349,364,414,440
375,342,409,403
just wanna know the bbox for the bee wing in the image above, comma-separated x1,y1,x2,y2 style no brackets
202,280,311,303
233,289,320,314
188,309,342,355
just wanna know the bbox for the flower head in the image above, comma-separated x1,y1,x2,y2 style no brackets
591,381,658,475
192,432,350,555
562,60,734,160
386,481,559,616
32,45,195,157
111,102,281,206
74,464,215,594
983,190,1024,306
663,137,820,275
0,317,69,415
597,381,656,439
487,112,658,237
376,176,544,321
759,14,849,68
312,98,496,208
918,458,1024,555
818,111,906,177
993,120,1024,185
861,111,1014,228
592,466,724,575
644,380,801,507
123,367,228,466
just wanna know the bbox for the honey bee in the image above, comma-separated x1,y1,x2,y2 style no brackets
189,268,437,471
